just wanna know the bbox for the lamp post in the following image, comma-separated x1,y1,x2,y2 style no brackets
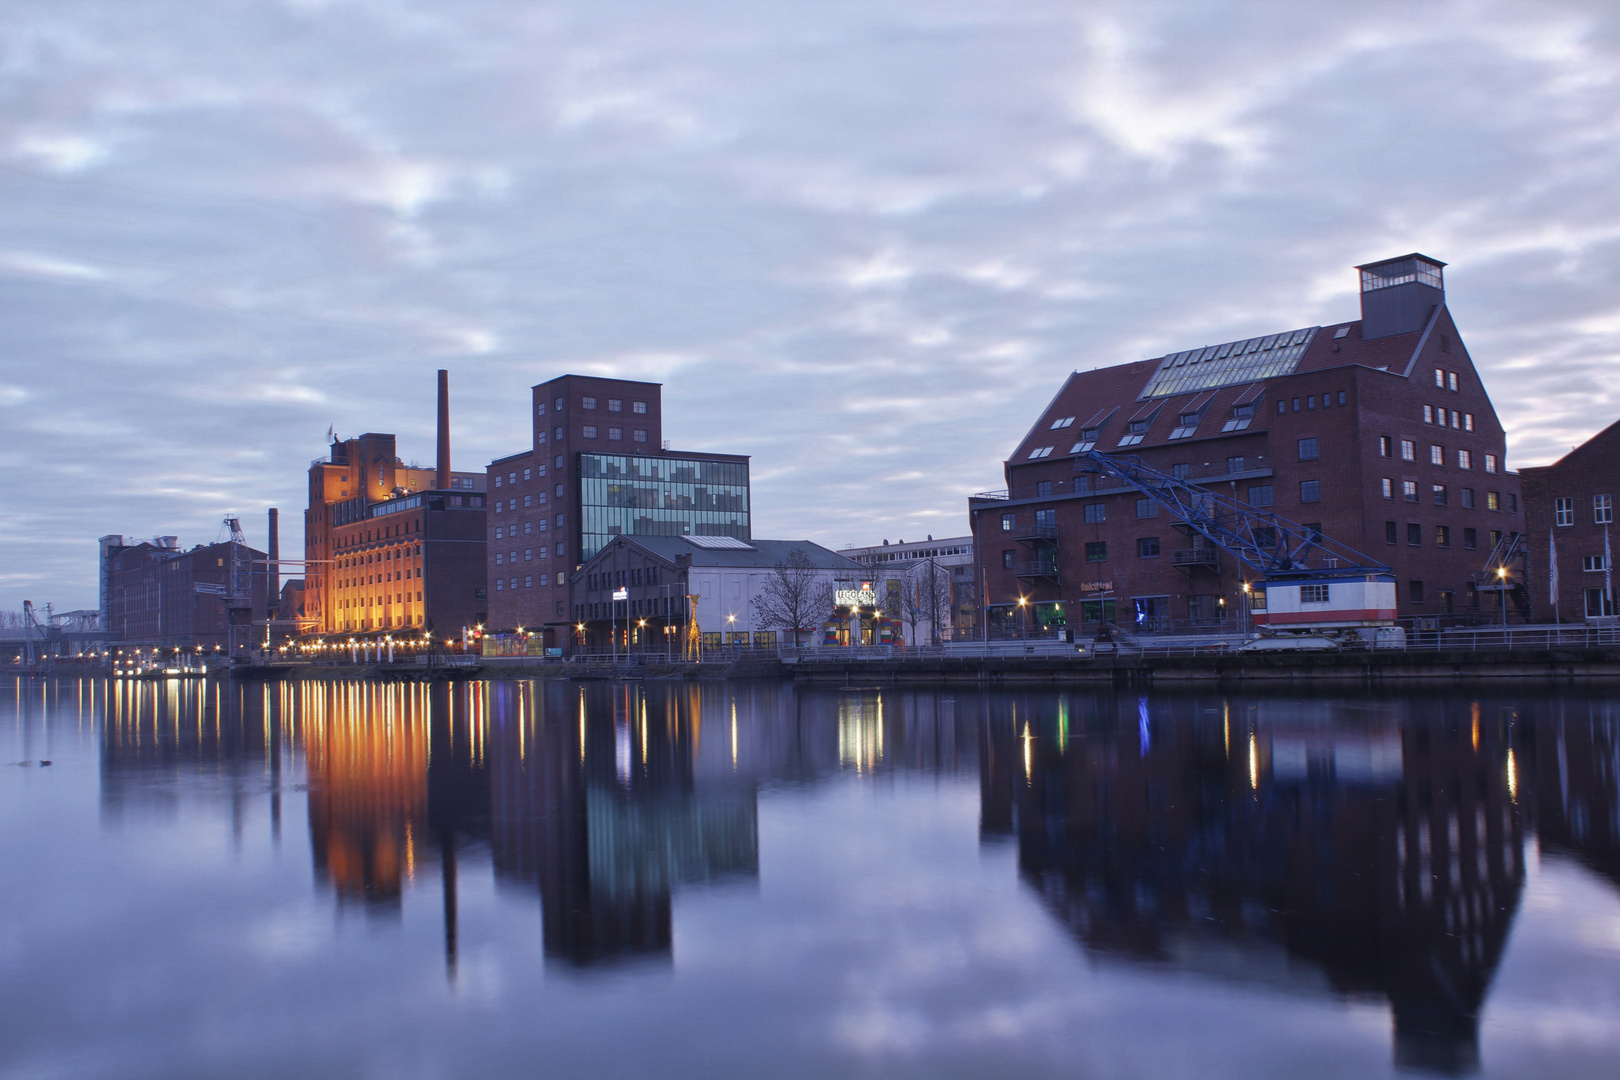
1499,566,1508,630
1017,595,1028,641
727,613,736,650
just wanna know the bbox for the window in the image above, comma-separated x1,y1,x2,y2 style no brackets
1002,550,1016,569
1556,497,1573,526
523,468,531,481
1277,400,1286,415
1403,480,1418,502
1430,444,1444,466
1138,537,1161,558
1487,491,1500,512
1050,416,1076,429
1423,404,1434,424
1085,541,1108,562
1292,398,1301,413
524,548,533,561
1028,446,1054,459
1461,488,1475,509
1222,405,1253,432
525,576,532,588
606,427,621,440
633,400,647,414
1449,410,1459,429
1464,527,1477,550
1172,463,1190,480
1079,426,1100,443
1306,395,1316,411
1001,514,1014,532
1385,521,1398,544
1585,555,1610,572
1464,413,1474,432
1508,493,1518,513
1435,525,1450,547
582,396,597,409
1455,449,1471,470
1227,456,1245,474
1035,508,1057,530
522,495,531,508
1036,480,1053,498
1407,523,1422,546
1449,372,1459,391
1409,580,1425,603
1084,503,1106,524
494,579,503,591
1490,529,1502,548
1434,368,1444,388
1400,440,1416,462
494,475,503,488
1298,438,1318,461
1379,436,1392,457
1381,478,1394,499
583,425,598,438
1300,480,1321,503
634,429,648,442
495,552,503,565
1338,392,1346,406
608,398,622,412
1248,485,1274,507
1587,588,1615,618
1136,498,1159,519
1433,484,1447,506
1597,494,1614,524
1484,454,1498,474
1301,584,1330,604
536,402,547,416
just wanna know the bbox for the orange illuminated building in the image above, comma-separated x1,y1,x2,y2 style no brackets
303,371,488,637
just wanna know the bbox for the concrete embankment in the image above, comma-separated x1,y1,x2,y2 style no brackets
785,648,1620,687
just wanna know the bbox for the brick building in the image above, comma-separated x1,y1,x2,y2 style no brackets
104,536,271,651
969,254,1524,636
1520,418,1619,621
303,372,488,638
484,374,749,649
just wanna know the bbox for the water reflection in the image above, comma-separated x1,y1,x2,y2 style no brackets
7,678,1617,1076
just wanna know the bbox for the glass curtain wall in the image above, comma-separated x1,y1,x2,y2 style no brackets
578,453,750,560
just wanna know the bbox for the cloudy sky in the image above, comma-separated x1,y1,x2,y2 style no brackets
3,0,1619,612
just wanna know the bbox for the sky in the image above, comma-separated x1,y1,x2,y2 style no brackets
3,0,1620,613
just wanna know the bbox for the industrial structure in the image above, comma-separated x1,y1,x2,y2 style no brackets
484,374,749,651
302,370,488,639
99,520,272,653
969,254,1525,637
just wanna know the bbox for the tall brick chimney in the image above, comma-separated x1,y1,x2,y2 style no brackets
436,369,451,490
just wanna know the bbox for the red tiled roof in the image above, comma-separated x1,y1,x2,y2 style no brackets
1009,317,1430,463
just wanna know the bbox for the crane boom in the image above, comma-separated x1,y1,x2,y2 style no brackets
1078,450,1390,579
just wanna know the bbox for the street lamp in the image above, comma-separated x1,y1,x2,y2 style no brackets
1498,565,1509,630
1017,595,1028,641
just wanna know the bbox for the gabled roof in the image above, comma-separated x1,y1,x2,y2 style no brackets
1009,315,1434,463
584,535,864,572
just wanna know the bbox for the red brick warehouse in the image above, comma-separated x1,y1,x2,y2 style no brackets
969,254,1524,637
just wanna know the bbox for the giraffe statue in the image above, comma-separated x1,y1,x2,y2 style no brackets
685,594,703,662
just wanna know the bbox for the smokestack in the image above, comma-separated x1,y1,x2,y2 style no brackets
436,369,451,490
267,508,280,619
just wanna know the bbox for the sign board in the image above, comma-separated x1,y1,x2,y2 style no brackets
1078,581,1113,593
612,587,628,601
835,588,877,608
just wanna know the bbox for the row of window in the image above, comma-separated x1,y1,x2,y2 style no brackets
1380,480,1515,511
493,464,548,488
1434,368,1462,391
1424,405,1475,430
1554,495,1614,526
1379,436,1497,472
1276,391,1347,415
1383,522,1491,549
859,546,969,563
537,397,648,415
586,567,666,590
494,575,551,591
494,547,558,565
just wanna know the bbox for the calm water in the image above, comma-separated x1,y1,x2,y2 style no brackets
2,679,1619,1079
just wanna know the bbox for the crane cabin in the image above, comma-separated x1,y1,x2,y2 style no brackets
1252,574,1398,631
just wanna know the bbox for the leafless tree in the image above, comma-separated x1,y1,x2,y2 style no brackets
751,548,833,647
898,560,954,645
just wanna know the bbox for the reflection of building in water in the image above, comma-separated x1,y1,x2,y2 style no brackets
303,683,429,909
981,692,1526,1077
1533,699,1620,890
488,683,759,968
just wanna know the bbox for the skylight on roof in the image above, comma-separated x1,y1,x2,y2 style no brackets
684,535,756,550
1140,327,1319,399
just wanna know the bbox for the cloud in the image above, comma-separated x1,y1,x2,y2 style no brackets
4,0,1620,607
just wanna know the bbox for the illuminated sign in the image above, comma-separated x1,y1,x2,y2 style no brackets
612,587,628,601
1078,581,1113,593
835,588,877,608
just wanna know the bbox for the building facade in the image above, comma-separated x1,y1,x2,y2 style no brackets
484,374,749,648
556,535,861,652
1520,418,1619,621
837,535,976,642
302,373,488,638
969,254,1524,636
104,537,271,651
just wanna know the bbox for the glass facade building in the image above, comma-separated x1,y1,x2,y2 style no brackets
578,453,749,561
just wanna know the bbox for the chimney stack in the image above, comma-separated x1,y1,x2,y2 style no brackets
267,508,280,619
436,369,451,490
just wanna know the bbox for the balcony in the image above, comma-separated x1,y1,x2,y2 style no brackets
1171,548,1219,568
1016,523,1060,544
1011,560,1060,582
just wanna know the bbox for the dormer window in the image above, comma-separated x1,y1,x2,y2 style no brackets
1222,403,1255,432
1169,408,1203,440
1118,419,1150,447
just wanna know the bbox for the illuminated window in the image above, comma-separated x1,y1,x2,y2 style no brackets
1436,525,1450,547
1457,450,1472,469
1487,491,1500,512
1403,480,1418,503
1381,478,1393,499
1484,454,1498,474
1464,413,1475,432
1430,445,1444,465
1400,440,1416,462
1433,484,1448,506
1434,368,1445,388
1423,405,1434,424
1449,372,1459,391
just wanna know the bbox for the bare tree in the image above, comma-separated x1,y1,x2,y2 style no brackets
898,560,954,646
751,548,833,647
